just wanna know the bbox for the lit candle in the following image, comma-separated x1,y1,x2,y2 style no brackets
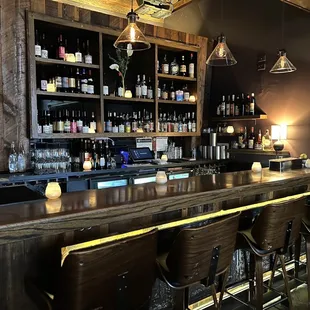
156,171,168,184
189,95,196,103
45,182,62,199
251,162,262,173
125,90,133,98
83,160,92,171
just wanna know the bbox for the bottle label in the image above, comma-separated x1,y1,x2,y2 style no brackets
77,120,83,132
112,126,119,133
100,157,105,168
189,63,195,77
41,80,48,91
118,87,123,97
43,124,50,134
176,90,184,101
192,124,197,132
70,121,77,133
125,123,131,133
82,126,89,133
64,121,71,133
147,89,153,99
35,45,41,57
59,46,65,59
235,106,240,116
56,76,62,89
250,103,255,113
180,65,187,73
75,52,82,63
90,121,97,131
248,139,254,149
119,124,125,133
141,85,147,96
171,65,179,75
135,86,141,97
38,124,42,134
87,85,94,94
184,92,190,101
103,85,109,96
69,78,76,88
62,77,69,89
41,49,48,59
162,91,168,100
162,64,169,74
81,83,88,93
106,121,112,132
85,55,92,64
188,122,192,132
57,121,64,132
150,122,154,132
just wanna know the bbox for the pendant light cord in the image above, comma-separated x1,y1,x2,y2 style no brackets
221,0,224,23
282,1,285,48
131,0,134,12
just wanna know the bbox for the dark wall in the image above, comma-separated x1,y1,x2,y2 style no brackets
165,0,310,157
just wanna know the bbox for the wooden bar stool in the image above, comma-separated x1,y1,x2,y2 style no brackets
26,229,158,310
156,212,240,310
235,197,305,310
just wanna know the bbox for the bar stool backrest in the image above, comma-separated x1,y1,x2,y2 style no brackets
251,197,305,252
166,213,240,286
53,229,157,310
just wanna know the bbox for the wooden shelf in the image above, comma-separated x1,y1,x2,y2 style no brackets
36,58,100,69
36,90,100,99
158,99,196,105
227,149,290,156
158,73,197,82
211,115,267,122
103,96,154,103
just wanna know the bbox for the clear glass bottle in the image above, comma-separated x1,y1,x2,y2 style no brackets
17,142,27,173
9,142,18,173
170,57,179,75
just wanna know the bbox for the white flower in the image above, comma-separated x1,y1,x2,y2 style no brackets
109,64,119,71
127,43,133,57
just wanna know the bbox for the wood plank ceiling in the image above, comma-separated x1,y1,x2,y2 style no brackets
283,0,310,12
52,0,192,25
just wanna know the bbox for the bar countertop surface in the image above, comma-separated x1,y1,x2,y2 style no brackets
1,168,310,245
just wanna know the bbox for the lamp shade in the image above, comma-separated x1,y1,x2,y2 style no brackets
114,11,151,52
270,50,296,74
271,125,281,140
206,34,237,67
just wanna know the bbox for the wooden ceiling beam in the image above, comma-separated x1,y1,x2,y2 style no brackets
282,0,310,12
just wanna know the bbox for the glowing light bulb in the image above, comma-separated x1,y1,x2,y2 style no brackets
216,43,227,58
130,26,136,42
280,56,285,69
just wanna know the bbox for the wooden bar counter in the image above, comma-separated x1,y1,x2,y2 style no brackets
1,168,310,309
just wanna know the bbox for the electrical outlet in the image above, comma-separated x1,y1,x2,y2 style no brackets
257,54,266,71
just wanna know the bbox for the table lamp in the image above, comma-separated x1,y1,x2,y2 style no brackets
271,124,287,156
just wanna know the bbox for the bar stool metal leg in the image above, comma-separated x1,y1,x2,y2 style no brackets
249,253,256,303
279,255,293,308
268,254,279,290
255,256,264,310
306,235,310,309
294,234,302,279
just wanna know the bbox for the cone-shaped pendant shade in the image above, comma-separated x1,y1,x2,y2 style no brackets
114,11,151,52
270,50,296,74
206,34,237,66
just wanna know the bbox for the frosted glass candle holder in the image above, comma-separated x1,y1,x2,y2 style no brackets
156,171,168,184
45,182,62,199
252,162,262,173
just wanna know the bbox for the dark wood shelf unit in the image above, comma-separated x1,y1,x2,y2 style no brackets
211,115,267,122
158,99,196,105
227,149,290,156
35,58,100,69
36,90,100,99
103,96,153,103
158,73,197,82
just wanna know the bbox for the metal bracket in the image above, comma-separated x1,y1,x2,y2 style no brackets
282,220,293,254
117,271,129,310
208,245,221,285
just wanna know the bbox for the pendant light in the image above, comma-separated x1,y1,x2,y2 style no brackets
270,2,296,74
114,0,151,52
206,0,237,66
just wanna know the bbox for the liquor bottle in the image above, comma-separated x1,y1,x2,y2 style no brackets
250,93,256,115
68,68,76,93
77,110,83,133
187,112,192,132
42,111,49,134
141,75,147,99
230,95,235,116
41,34,48,59
248,127,255,149
75,68,81,93
62,66,69,92
157,82,161,99
117,77,123,97
226,95,230,117
144,111,150,132
105,142,112,169
90,112,97,132
189,53,195,78
169,82,175,100
191,112,196,132
35,29,41,57
82,111,89,133
99,140,106,169
58,34,66,60
125,113,131,133
255,129,263,150
170,57,179,75
119,113,125,133
243,126,248,148
52,111,57,133
245,94,250,115
87,70,94,94
84,40,92,64
183,84,190,101
135,75,142,98
238,127,244,148
149,112,154,132
56,110,64,133
64,110,71,133
221,95,226,117
40,72,48,91
84,139,90,162
162,84,168,100
81,69,88,94
262,129,272,150
158,112,162,132
91,140,98,169
162,54,169,74
17,142,26,173
8,142,18,173
132,112,138,132
103,74,109,96
235,95,240,116
180,55,187,76
75,38,83,63
241,93,246,116
147,77,153,99
71,110,77,133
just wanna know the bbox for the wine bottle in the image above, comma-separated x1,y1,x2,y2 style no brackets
183,84,190,102
230,94,235,116
226,95,231,116
180,55,187,76
77,110,83,133
191,112,196,132
41,33,48,59
58,34,66,60
170,57,179,75
162,84,168,100
76,68,81,93
75,38,83,63
81,69,88,94
55,65,62,92
162,54,169,74
141,75,147,99
250,93,256,115
40,72,48,91
35,29,41,57
248,127,255,149
169,82,175,100
99,141,106,169
71,110,77,133
87,70,94,94
68,68,76,93
62,66,69,92
135,75,141,98
90,112,97,132
64,110,71,133
84,40,92,64
56,110,64,133
189,53,195,78
103,74,109,96
147,77,153,99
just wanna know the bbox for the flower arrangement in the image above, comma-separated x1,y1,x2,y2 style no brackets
109,48,132,97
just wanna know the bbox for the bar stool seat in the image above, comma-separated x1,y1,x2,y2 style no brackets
157,212,241,310
26,229,158,310
235,197,306,310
